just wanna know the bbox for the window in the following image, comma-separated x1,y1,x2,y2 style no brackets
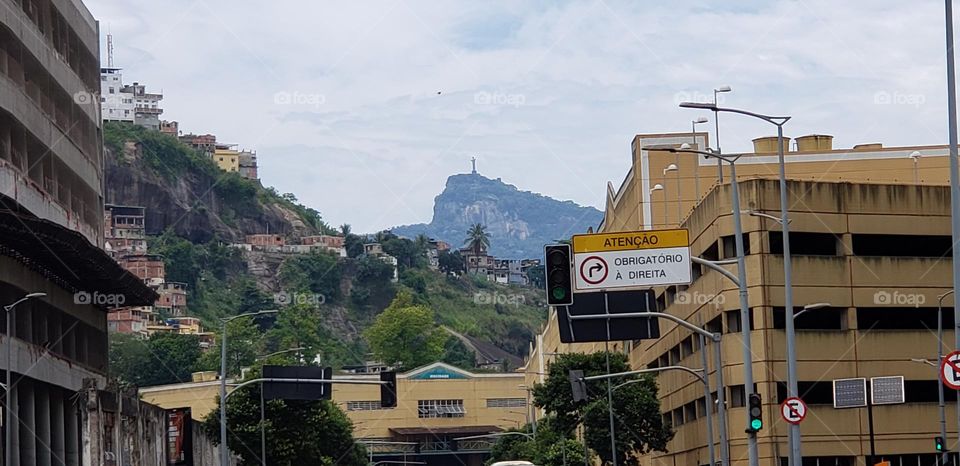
486,398,526,408
683,401,697,422
857,307,942,330
418,399,465,418
705,315,723,334
109,88,115,94
672,407,684,426
772,307,845,330
680,336,693,359
730,385,746,408
852,234,952,257
669,345,681,365
769,232,839,256
722,234,751,258
347,400,383,411
725,310,742,333
696,397,707,418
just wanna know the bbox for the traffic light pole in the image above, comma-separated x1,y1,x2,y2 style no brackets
570,311,728,466
582,363,719,466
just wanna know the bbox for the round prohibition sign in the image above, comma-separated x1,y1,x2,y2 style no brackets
579,256,608,285
941,350,960,390
780,397,807,425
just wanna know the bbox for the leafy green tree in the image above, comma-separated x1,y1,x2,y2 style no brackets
526,264,545,289
441,336,475,369
109,333,202,388
266,303,323,361
109,333,153,387
202,368,367,466
382,235,426,271
487,418,588,466
279,250,341,301
344,233,365,258
438,250,465,275
356,254,395,283
532,352,672,466
465,223,491,254
197,318,264,377
364,289,446,368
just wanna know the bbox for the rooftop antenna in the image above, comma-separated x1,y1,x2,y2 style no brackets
107,32,114,68
471,156,477,175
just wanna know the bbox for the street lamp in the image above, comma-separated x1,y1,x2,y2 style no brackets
692,116,709,197
680,102,792,466
4,292,45,466
219,309,279,466
254,346,304,466
664,164,681,223
650,184,665,227
667,144,746,466
713,86,733,182
910,151,923,184
792,303,830,321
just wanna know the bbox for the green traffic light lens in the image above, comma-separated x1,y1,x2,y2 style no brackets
552,287,567,300
750,419,762,430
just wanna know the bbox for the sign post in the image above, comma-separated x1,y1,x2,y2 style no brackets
571,229,691,291
780,397,807,425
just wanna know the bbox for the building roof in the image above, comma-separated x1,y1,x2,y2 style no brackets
389,426,502,436
0,209,157,307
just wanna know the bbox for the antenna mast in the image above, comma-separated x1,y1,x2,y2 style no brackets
107,33,114,67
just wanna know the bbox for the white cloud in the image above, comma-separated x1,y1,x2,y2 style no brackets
87,0,953,231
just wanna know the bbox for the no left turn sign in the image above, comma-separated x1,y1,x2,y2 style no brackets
780,397,807,425
941,351,960,390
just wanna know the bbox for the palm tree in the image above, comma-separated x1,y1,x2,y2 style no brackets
340,224,352,236
464,223,490,254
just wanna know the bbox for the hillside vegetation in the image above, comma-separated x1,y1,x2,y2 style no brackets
104,125,548,386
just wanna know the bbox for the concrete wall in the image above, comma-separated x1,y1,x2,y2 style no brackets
85,381,232,466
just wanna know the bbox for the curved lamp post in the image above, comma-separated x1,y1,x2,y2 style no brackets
219,309,278,465
681,102,792,466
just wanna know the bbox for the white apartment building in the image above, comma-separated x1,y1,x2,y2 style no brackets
99,67,164,129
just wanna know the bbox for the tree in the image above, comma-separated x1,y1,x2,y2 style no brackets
266,303,323,361
532,352,672,466
464,223,491,254
438,250,465,275
382,236,426,271
202,368,367,466
344,231,365,258
279,250,342,302
526,264,545,289
340,224,352,236
487,418,588,466
109,333,202,388
364,289,446,368
197,318,263,377
441,336,475,369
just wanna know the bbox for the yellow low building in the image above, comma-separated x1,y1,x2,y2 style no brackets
140,362,529,466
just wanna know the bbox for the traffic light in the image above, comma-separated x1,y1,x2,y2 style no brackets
569,370,588,402
545,244,573,306
747,393,762,433
380,370,397,408
936,436,945,452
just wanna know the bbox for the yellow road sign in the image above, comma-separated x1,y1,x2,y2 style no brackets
572,229,689,253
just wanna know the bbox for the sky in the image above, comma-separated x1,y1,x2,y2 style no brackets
86,0,952,233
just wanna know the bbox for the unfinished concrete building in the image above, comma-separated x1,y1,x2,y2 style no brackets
0,0,158,464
